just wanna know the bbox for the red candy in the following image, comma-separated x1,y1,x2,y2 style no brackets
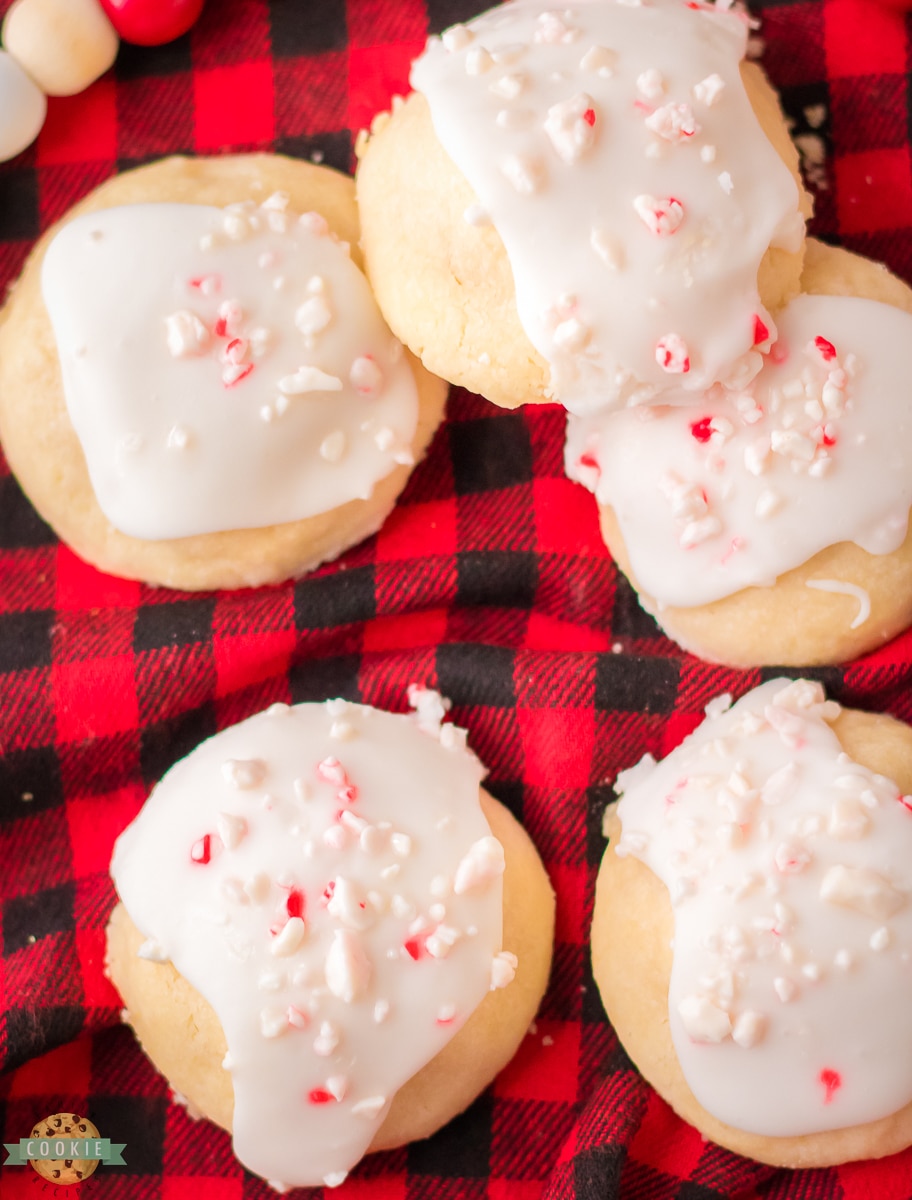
689,417,713,444
814,335,837,362
285,888,305,920
190,833,212,864
819,1067,841,1104
99,0,206,46
752,314,770,346
307,1088,336,1106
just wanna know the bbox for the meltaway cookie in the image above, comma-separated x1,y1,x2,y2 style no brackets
593,678,912,1168
107,690,554,1190
566,240,912,667
0,155,447,591
356,0,810,414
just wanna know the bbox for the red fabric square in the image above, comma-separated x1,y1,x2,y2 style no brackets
74,929,121,1009
628,1093,707,1178
55,546,140,612
375,501,457,561
334,1180,408,1199
519,708,594,790
361,608,448,652
533,479,606,557
347,43,426,137
549,862,588,945
6,1036,91,1098
825,0,908,78
194,62,275,151
835,149,912,235
347,0,427,50
524,612,612,653
53,657,139,743
162,1179,245,1200
38,82,118,166
213,631,296,697
66,788,144,879
495,1021,580,1103
839,1147,912,1199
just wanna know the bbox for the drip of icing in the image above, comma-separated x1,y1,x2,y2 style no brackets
412,0,802,413
110,695,509,1187
805,579,871,629
566,294,912,607
41,200,419,540
615,678,912,1137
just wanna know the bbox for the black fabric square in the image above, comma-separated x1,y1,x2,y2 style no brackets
114,37,192,79
0,476,56,548
586,783,614,868
275,131,352,173
295,566,376,629
573,1142,627,1200
0,611,52,674
676,1183,734,1200
408,1095,492,1177
5,1006,84,1067
4,883,74,955
0,746,63,826
610,574,661,641
134,599,217,652
484,779,523,823
270,0,347,56
426,0,490,34
87,1095,167,1175
436,644,515,707
0,168,39,241
289,654,361,703
450,415,534,496
139,707,217,787
457,551,537,610
595,654,679,713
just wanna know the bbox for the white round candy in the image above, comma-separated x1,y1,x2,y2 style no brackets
0,49,46,162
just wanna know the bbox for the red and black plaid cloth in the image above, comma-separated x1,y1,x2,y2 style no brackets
2,0,912,1196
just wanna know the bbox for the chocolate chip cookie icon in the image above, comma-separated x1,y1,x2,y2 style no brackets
27,1114,100,1185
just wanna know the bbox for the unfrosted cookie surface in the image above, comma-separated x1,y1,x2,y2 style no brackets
593,679,912,1167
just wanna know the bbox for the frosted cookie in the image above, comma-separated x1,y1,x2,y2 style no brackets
593,678,912,1168
107,690,554,1189
566,240,912,666
0,156,447,590
356,0,810,413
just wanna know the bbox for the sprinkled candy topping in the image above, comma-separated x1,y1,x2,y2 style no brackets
566,294,912,608
614,679,912,1137
111,693,511,1188
413,0,803,412
41,200,419,540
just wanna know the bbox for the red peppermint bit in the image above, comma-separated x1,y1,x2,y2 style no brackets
583,107,596,126
286,888,305,920
819,429,837,448
436,1013,456,1026
814,335,837,362
898,794,912,813
720,536,745,565
633,99,653,114
819,1068,841,1104
287,1005,309,1029
189,273,221,293
338,784,359,805
224,362,254,388
308,1088,337,1105
190,834,212,864
320,880,336,906
224,337,247,363
404,937,426,961
578,451,599,471
690,417,713,444
753,315,770,345
317,756,346,785
214,317,228,337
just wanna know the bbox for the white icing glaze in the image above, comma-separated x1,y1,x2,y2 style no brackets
615,679,912,1137
111,693,509,1188
566,294,912,606
42,200,419,540
0,49,46,163
412,0,803,412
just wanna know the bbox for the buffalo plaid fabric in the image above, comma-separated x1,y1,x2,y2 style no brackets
1,0,911,1196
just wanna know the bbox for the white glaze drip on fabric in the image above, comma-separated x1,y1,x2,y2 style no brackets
42,203,419,539
615,679,912,1137
412,0,802,413
566,294,912,606
111,696,506,1187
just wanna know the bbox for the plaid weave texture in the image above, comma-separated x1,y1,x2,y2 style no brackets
1,0,912,1196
